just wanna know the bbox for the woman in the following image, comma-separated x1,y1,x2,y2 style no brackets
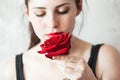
2,0,120,80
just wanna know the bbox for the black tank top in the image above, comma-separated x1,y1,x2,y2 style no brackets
15,44,103,80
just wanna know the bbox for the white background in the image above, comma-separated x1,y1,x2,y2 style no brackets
0,0,120,79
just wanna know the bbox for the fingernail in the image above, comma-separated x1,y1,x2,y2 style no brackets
52,56,57,60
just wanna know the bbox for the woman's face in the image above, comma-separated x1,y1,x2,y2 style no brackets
26,0,81,42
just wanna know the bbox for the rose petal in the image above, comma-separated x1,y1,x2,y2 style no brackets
37,32,71,59
45,47,69,58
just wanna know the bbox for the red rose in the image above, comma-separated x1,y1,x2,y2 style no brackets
37,32,71,59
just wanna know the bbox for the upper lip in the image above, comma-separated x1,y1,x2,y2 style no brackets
46,32,63,35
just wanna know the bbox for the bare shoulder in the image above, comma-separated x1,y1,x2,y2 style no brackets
97,44,120,80
99,44,120,63
99,44,120,59
2,56,16,80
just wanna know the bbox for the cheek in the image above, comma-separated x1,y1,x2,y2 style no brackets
60,15,76,33
30,18,47,39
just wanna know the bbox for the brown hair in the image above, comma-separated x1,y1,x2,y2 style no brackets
28,22,40,49
25,0,81,49
25,0,80,7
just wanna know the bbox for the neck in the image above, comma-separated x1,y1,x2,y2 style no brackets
25,34,88,60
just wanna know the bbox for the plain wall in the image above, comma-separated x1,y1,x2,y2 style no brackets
0,0,120,79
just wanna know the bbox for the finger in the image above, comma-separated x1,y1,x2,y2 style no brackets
53,55,79,61
65,66,75,74
65,64,85,73
65,66,83,79
65,62,80,69
66,56,81,63
66,58,86,71
66,57,86,65
52,55,65,60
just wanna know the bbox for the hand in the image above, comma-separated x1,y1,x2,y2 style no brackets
54,56,97,80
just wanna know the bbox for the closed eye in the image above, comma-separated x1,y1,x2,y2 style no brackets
35,13,46,17
34,10,46,17
57,10,69,14
57,6,70,15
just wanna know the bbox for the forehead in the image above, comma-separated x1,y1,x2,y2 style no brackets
28,0,74,8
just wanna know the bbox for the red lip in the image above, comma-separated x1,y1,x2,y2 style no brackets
46,32,63,36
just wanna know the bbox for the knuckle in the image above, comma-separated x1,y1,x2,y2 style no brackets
81,65,85,72
77,74,83,80
78,63,86,72
80,58,86,64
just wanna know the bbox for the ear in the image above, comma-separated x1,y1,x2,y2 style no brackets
23,5,32,22
76,0,82,16
23,5,29,17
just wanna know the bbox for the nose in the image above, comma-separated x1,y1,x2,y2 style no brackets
46,14,59,29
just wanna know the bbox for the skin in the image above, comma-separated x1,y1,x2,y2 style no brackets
2,0,120,80
27,0,81,43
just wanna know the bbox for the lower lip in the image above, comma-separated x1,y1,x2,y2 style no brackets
46,32,63,35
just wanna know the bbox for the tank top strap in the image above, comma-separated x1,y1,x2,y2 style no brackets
88,44,104,77
16,53,25,80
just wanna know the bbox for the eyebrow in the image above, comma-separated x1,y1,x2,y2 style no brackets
56,3,69,8
33,3,69,9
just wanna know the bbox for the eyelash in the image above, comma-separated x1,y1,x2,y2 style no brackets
35,10,69,17
36,13,46,17
57,10,69,15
